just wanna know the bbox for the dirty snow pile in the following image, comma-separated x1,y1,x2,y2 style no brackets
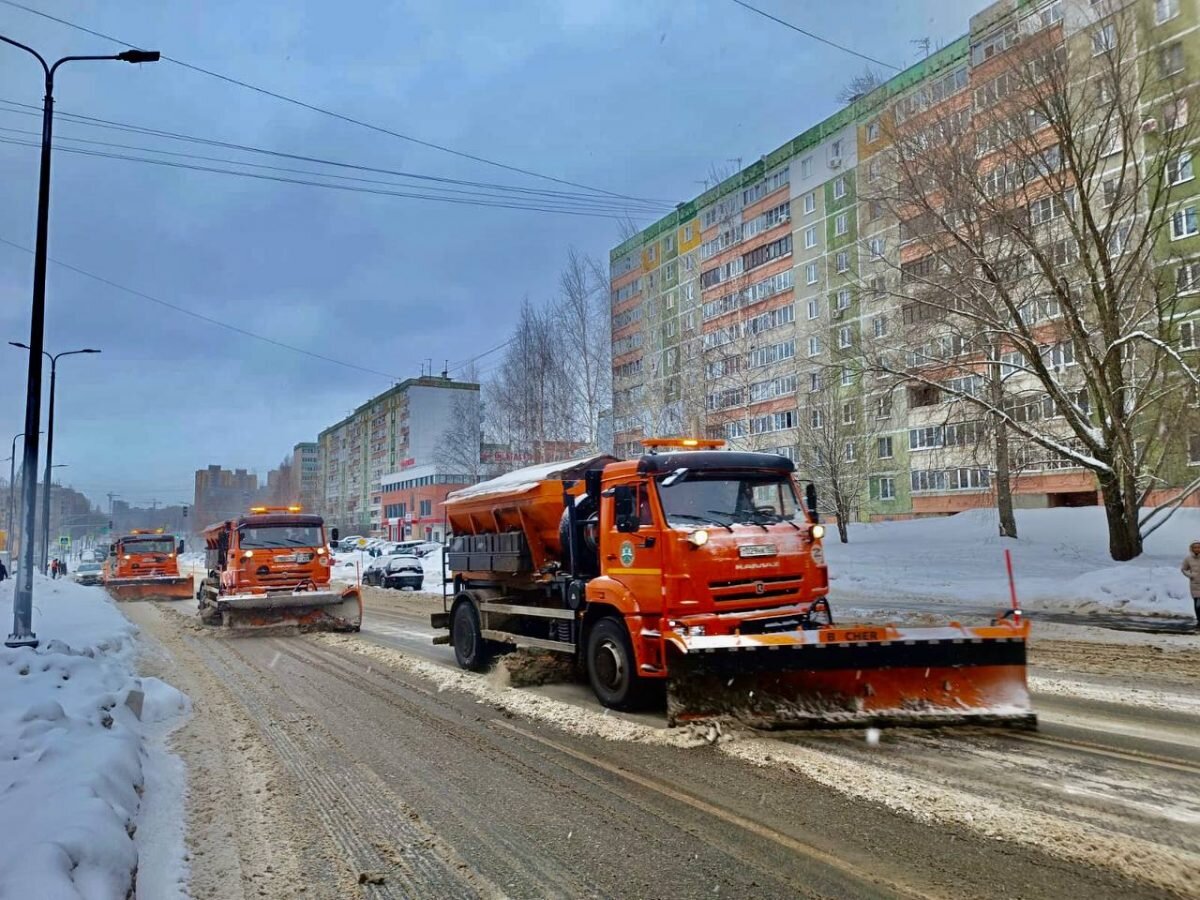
0,575,190,900
827,506,1198,619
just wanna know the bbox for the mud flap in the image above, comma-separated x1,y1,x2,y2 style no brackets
665,622,1035,730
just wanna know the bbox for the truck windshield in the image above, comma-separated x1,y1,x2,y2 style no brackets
239,525,323,548
656,474,801,527
124,539,175,555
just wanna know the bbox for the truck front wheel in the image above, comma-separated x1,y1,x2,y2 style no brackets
586,616,648,710
451,599,491,671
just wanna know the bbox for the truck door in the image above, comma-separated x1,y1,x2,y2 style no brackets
603,481,664,613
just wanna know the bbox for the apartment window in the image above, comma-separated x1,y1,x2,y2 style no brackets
873,315,887,337
801,156,813,178
810,409,824,428
876,477,896,501
1101,126,1124,157
1190,432,1200,464
835,289,851,310
807,298,820,319
844,441,857,462
869,275,886,300
806,262,819,284
868,158,882,183
664,234,675,253
1178,261,1200,294
1156,0,1180,23
1171,206,1199,239
876,394,892,419
1169,153,1194,186
1182,320,1196,349
1092,24,1115,55
684,224,693,241
841,367,854,386
835,251,850,274
842,401,856,425
838,325,852,349
1165,97,1189,131
835,213,848,236
1108,221,1132,256
830,138,844,160
808,335,822,357
1161,42,1184,77
869,237,885,259
833,176,847,199
867,120,880,142
877,436,893,459
1101,177,1120,208
809,371,822,392
804,226,818,249
909,426,944,451
1045,340,1075,369
803,191,816,215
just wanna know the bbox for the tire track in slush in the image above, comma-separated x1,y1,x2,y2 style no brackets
266,638,603,898
185,634,486,899
273,636,946,900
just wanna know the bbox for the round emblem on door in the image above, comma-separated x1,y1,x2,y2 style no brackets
619,541,635,567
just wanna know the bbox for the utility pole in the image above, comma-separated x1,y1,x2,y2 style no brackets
1,33,158,648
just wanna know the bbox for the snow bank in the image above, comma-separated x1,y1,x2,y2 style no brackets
827,507,1198,618
0,576,190,900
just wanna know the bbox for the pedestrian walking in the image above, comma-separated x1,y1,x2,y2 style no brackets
59,558,67,577
0,558,7,582
1182,541,1200,632
50,558,58,579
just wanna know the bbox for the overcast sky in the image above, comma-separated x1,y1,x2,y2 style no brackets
0,0,964,507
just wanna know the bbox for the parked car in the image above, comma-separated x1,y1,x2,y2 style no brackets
380,554,424,590
414,542,443,558
73,561,103,586
363,554,407,586
338,535,367,551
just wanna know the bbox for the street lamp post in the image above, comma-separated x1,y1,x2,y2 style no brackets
6,430,41,553
0,34,158,648
11,344,100,572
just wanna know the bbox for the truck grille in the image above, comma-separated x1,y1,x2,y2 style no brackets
708,574,803,603
255,566,316,588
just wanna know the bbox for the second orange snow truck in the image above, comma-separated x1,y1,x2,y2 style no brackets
197,507,361,631
434,440,1034,728
103,529,193,601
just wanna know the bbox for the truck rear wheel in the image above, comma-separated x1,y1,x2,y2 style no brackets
451,599,491,671
586,616,648,710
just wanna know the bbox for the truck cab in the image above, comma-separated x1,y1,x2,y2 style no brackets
202,508,333,596
102,529,192,601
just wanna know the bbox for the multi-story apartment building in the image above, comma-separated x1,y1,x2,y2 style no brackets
292,442,320,514
317,376,480,534
610,0,1200,521
193,465,259,528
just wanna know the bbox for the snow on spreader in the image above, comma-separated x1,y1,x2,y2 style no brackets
197,507,361,632
103,530,193,601
665,618,1034,728
433,441,1036,730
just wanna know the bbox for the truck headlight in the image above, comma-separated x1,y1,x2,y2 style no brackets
688,529,709,547
243,550,254,559
810,524,825,540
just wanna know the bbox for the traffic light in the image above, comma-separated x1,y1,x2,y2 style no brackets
182,506,188,519
107,520,113,531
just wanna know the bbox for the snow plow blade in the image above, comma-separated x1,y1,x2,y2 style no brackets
200,586,362,632
665,618,1035,730
105,575,194,602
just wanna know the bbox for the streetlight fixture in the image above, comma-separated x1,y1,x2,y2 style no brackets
10,343,100,572
0,33,158,648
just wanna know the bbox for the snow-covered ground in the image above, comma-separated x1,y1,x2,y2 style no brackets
826,506,1198,620
0,576,190,900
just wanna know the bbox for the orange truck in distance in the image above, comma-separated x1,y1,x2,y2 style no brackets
103,529,192,601
434,440,1034,728
197,506,361,631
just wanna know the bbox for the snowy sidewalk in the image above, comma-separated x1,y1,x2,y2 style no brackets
0,575,189,900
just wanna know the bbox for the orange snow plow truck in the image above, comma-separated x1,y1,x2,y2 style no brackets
433,440,1035,729
197,507,361,631
103,529,192,601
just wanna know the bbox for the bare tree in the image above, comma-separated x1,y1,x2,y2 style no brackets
794,379,887,543
864,8,1199,560
436,391,486,483
838,66,885,104
555,247,612,446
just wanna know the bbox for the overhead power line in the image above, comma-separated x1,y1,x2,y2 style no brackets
0,99,675,212
0,0,660,202
0,235,406,382
727,0,900,71
0,134,645,219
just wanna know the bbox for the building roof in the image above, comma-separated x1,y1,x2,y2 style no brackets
317,376,480,440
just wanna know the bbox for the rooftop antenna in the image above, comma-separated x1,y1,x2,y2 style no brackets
911,37,931,59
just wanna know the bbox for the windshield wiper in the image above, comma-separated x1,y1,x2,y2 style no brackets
669,512,734,532
702,510,736,532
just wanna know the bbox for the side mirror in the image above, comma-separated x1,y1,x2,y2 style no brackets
330,527,340,544
177,540,185,555
613,485,639,533
108,543,116,556
805,483,820,521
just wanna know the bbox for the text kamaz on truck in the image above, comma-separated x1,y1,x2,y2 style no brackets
433,440,1034,728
